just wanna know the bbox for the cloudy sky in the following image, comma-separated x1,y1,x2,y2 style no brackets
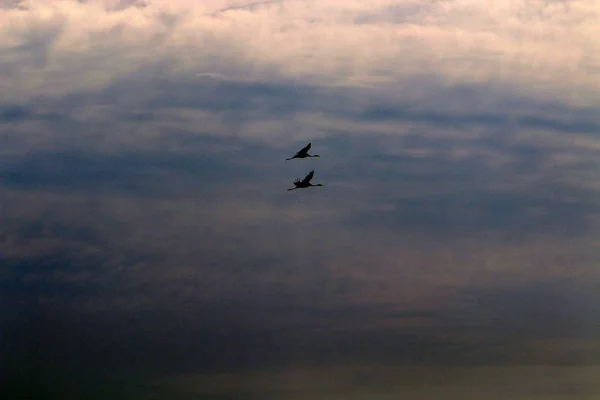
1,0,600,398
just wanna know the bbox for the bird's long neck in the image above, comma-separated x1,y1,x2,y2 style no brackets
309,154,319,157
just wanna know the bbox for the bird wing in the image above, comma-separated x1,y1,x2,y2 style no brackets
301,170,315,184
297,142,311,155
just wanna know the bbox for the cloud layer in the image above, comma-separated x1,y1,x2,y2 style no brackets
1,1,600,399
1,0,599,104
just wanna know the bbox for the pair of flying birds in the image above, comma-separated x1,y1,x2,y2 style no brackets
285,142,324,191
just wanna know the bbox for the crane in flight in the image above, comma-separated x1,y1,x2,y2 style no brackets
287,170,324,191
286,143,320,160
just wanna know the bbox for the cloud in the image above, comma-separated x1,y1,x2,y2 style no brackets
0,104,31,121
0,0,599,105
2,1,600,397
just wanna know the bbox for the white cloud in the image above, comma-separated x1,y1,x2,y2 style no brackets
0,0,598,105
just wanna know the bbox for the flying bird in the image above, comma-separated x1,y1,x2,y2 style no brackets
286,142,320,160
287,170,324,191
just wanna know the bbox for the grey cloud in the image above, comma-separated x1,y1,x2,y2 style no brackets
347,180,600,238
354,2,435,25
11,276,598,399
77,0,148,11
359,103,600,134
216,0,285,15
1,13,65,71
0,0,26,10
142,78,320,115
357,80,600,135
11,70,598,141
89,70,330,117
2,2,599,398
0,104,65,124
0,148,246,194
448,279,600,365
0,284,456,386
100,74,600,147
0,105,31,122
2,75,598,242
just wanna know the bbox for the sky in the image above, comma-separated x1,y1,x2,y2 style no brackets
1,0,600,398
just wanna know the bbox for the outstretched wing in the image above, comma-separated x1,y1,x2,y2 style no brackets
297,142,311,155
301,170,315,185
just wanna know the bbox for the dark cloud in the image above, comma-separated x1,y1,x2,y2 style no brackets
76,0,149,11
347,184,600,239
2,56,600,400
360,102,600,134
457,279,600,339
0,105,31,122
356,80,600,135
216,0,285,15
2,2,599,398
5,273,598,399
0,0,26,10
0,147,247,194
83,72,332,122
0,104,64,125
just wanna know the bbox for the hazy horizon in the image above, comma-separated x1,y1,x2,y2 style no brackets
2,1,600,399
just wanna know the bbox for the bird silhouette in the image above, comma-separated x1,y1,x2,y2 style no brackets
287,170,324,191
286,142,320,160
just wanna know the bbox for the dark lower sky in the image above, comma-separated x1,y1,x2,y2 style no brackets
1,1,600,399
